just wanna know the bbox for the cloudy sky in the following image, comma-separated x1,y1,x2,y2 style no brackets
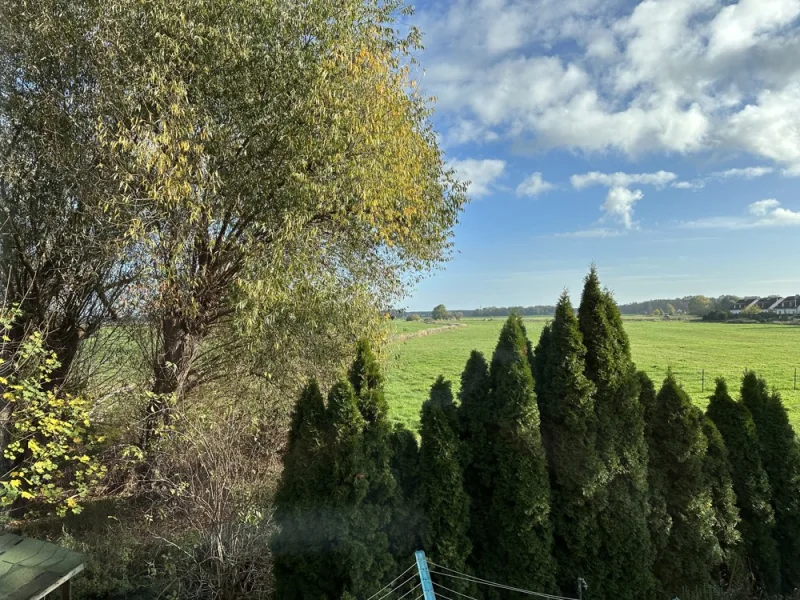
403,0,800,310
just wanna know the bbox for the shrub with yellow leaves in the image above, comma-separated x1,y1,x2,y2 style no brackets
0,307,106,517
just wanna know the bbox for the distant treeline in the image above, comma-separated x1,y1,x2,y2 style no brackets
618,295,741,315
471,305,556,317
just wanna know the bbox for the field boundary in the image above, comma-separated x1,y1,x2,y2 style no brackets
392,323,465,342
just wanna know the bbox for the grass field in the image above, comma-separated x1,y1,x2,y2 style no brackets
385,318,800,431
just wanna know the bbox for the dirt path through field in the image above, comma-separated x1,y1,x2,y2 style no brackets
392,323,465,342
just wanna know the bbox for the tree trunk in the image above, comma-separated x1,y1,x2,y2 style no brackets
140,311,199,449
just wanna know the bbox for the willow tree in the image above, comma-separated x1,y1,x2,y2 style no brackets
741,372,800,593
535,293,604,596
578,267,653,600
0,0,139,376
4,0,466,442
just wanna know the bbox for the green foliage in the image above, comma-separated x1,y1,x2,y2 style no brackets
689,296,714,317
388,423,421,562
741,305,762,317
535,294,604,596
418,377,471,584
0,309,106,516
272,380,330,599
458,350,493,568
433,304,450,321
707,379,780,593
647,375,721,593
406,313,423,322
640,372,672,563
578,267,654,600
700,416,743,580
652,308,664,317
741,372,800,593
347,340,397,586
666,304,676,316
481,314,556,593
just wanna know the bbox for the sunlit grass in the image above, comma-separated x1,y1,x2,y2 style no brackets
385,317,800,431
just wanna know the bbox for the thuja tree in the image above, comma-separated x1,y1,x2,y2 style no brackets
647,375,721,593
346,340,397,584
388,423,421,563
272,380,329,599
741,372,800,593
639,371,672,560
578,268,653,600
534,293,604,596
418,377,472,583
458,350,492,567
707,379,780,593
481,314,555,592
700,416,742,580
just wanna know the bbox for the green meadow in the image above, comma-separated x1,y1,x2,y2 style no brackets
386,318,800,431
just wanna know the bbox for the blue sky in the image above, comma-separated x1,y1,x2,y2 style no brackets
402,0,800,310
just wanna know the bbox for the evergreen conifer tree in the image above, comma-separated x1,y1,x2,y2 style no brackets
741,372,800,593
707,379,780,593
647,375,721,593
577,268,654,600
272,380,330,599
639,371,672,563
482,314,556,592
418,376,472,585
387,423,421,563
458,350,492,566
701,416,742,581
535,293,604,596
531,322,552,398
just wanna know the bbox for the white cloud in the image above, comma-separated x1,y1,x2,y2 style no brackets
683,199,800,228
712,166,775,179
603,187,644,229
749,198,781,216
448,158,506,197
571,170,676,189
516,172,555,197
672,180,706,190
416,0,800,171
554,228,625,238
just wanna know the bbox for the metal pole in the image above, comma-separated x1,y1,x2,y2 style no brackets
701,369,705,393
795,368,797,391
415,551,436,600
577,577,587,600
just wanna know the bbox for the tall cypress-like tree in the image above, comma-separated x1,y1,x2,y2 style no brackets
481,314,556,592
535,293,604,596
347,340,396,582
272,380,330,599
458,350,492,567
701,415,743,581
323,379,376,599
639,371,672,576
741,372,800,593
418,376,472,586
578,268,653,600
388,423,421,564
707,379,781,594
647,375,721,593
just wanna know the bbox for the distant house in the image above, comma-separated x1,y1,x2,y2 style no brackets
730,297,759,315
773,295,800,315
730,295,800,315
756,296,783,311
